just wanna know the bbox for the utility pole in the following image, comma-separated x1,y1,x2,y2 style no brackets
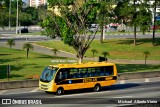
9,0,11,30
152,0,157,45
16,0,19,34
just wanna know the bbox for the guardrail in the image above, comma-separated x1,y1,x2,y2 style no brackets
0,71,160,90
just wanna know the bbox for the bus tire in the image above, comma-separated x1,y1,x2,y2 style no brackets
93,84,101,92
45,91,51,94
56,87,64,95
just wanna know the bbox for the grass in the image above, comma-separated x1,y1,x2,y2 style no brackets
1,37,160,81
0,47,76,81
117,64,160,73
17,31,42,35
36,38,160,60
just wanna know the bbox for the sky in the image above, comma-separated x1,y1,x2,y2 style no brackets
23,0,28,3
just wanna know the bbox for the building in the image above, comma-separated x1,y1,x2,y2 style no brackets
29,0,47,7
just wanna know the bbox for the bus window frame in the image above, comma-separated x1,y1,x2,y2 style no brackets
54,65,115,83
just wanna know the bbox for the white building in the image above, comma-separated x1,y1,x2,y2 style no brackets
29,0,47,7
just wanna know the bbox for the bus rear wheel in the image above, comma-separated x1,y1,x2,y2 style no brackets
93,84,101,92
56,87,64,95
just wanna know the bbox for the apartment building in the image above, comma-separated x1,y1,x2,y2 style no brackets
29,0,47,7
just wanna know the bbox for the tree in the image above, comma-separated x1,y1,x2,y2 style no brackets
22,6,38,25
37,4,48,22
91,49,98,61
102,51,109,61
19,12,32,27
98,0,117,43
0,0,24,28
41,0,99,63
51,48,58,58
6,39,15,48
114,0,152,45
143,51,150,64
152,0,158,45
23,42,33,59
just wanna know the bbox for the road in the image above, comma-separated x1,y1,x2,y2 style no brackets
0,32,160,42
0,79,160,107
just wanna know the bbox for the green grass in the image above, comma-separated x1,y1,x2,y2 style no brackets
0,47,76,81
117,64,160,73
16,31,42,35
36,38,160,60
1,37,160,81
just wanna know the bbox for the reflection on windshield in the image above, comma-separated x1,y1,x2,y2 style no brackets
40,66,58,82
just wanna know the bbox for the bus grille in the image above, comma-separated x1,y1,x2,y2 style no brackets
41,84,48,87
41,87,48,90
40,84,48,90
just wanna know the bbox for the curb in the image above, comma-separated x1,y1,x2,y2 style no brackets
0,71,160,90
31,43,76,56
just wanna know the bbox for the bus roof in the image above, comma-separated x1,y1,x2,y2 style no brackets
49,62,115,69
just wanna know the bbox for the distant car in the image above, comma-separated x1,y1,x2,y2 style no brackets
18,28,29,33
89,24,99,32
151,26,159,30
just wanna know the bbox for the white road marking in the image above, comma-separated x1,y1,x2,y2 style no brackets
120,80,125,84
0,90,7,95
55,91,111,98
76,98,105,103
113,96,133,98
145,78,149,82
30,87,39,92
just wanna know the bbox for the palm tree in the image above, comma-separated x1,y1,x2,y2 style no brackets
23,42,33,59
51,48,58,58
143,51,150,64
102,51,110,61
91,49,98,61
6,39,15,48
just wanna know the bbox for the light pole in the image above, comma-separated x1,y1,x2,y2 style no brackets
16,0,19,34
9,0,11,30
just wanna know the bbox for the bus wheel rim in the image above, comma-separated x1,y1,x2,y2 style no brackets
95,85,99,91
58,90,61,94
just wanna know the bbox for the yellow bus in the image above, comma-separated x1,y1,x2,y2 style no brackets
39,62,117,95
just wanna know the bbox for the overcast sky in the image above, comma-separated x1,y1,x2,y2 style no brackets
23,0,28,3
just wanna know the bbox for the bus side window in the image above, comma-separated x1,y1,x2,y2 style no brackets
99,67,104,76
95,67,101,76
69,68,78,78
105,66,113,76
55,71,62,83
90,68,95,77
83,71,88,77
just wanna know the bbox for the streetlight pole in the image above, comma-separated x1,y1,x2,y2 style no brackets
16,0,19,34
9,0,11,30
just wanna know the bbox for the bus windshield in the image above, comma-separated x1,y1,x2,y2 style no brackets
40,66,58,82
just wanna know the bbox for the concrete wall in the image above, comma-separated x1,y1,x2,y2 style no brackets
0,79,38,90
0,71,160,90
118,71,160,80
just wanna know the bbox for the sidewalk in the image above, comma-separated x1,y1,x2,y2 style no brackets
0,42,160,64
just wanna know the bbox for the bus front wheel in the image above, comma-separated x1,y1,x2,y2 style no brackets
93,84,101,92
56,87,64,95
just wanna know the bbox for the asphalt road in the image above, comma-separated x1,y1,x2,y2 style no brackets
0,32,160,42
0,81,160,107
